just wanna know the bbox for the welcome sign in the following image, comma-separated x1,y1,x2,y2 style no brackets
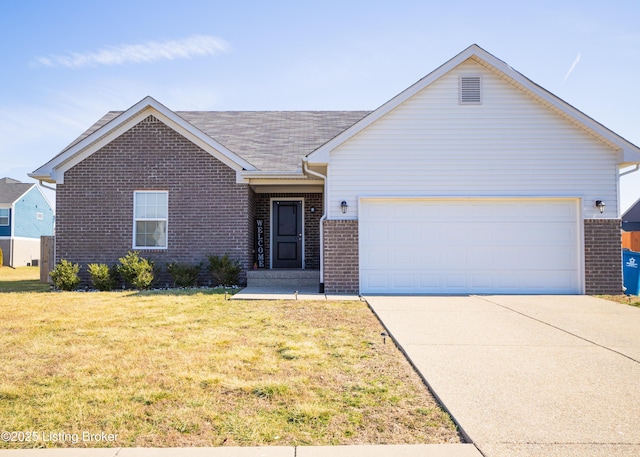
256,219,265,268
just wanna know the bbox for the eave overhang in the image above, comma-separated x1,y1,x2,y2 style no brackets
238,170,323,186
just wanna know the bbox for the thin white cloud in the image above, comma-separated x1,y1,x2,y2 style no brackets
33,35,230,68
562,52,581,84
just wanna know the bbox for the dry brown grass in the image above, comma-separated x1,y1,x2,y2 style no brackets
0,268,460,448
598,294,640,307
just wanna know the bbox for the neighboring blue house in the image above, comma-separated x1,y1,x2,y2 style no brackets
0,177,54,267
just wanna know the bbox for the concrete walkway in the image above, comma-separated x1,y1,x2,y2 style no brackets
232,286,360,301
0,444,480,456
366,295,640,457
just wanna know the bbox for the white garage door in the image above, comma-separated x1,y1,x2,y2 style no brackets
359,198,581,294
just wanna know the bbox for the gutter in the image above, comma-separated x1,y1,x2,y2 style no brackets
38,180,57,192
302,159,326,293
620,164,640,178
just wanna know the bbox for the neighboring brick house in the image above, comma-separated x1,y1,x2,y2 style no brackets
0,177,54,267
31,45,640,294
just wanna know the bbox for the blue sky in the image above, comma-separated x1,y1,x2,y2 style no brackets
2,0,640,210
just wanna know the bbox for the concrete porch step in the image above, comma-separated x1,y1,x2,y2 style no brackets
247,269,320,288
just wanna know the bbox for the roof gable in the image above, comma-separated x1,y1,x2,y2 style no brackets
306,44,640,166
0,177,35,205
32,101,369,182
30,97,258,184
623,197,640,225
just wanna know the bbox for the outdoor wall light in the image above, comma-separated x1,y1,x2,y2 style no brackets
340,200,348,214
310,206,316,213
595,200,606,214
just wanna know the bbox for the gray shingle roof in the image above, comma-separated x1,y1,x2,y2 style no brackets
622,199,640,230
63,110,371,172
0,177,34,204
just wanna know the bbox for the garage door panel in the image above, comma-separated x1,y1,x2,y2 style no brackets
442,246,468,268
392,274,416,289
359,198,581,294
364,225,389,244
419,274,441,288
363,248,389,268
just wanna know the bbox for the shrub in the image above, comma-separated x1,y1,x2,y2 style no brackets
87,263,116,291
117,251,155,290
50,259,81,291
207,254,242,287
167,262,202,288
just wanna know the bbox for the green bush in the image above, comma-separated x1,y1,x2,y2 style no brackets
207,254,242,287
87,263,116,291
167,262,202,288
50,259,81,291
117,251,155,290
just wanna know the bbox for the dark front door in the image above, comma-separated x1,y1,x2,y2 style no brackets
272,200,302,269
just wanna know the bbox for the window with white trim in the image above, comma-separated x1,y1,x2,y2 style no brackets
133,191,168,248
0,209,8,226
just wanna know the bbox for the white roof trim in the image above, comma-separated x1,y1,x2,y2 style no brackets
240,171,308,179
30,96,257,183
306,44,640,166
238,170,322,185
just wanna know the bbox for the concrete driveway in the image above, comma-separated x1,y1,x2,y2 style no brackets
365,295,640,457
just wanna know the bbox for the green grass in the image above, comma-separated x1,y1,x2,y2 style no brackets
0,267,460,448
0,266,50,292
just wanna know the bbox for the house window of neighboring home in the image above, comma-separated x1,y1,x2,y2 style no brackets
133,191,168,248
0,209,8,226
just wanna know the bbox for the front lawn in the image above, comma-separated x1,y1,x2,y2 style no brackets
0,266,50,292
0,268,460,448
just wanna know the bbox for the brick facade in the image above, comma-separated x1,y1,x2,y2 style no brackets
253,193,323,270
323,219,359,293
52,114,626,295
584,219,623,295
56,115,253,285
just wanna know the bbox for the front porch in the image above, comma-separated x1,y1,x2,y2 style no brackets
246,269,321,293
238,269,360,300
247,186,324,292
252,192,323,270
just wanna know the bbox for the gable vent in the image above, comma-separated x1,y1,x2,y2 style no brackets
459,76,481,104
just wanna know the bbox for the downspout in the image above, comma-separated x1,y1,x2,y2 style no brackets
303,159,327,293
10,203,15,268
38,180,57,192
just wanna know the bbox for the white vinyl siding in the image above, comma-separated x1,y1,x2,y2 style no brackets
133,191,168,249
327,60,618,220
